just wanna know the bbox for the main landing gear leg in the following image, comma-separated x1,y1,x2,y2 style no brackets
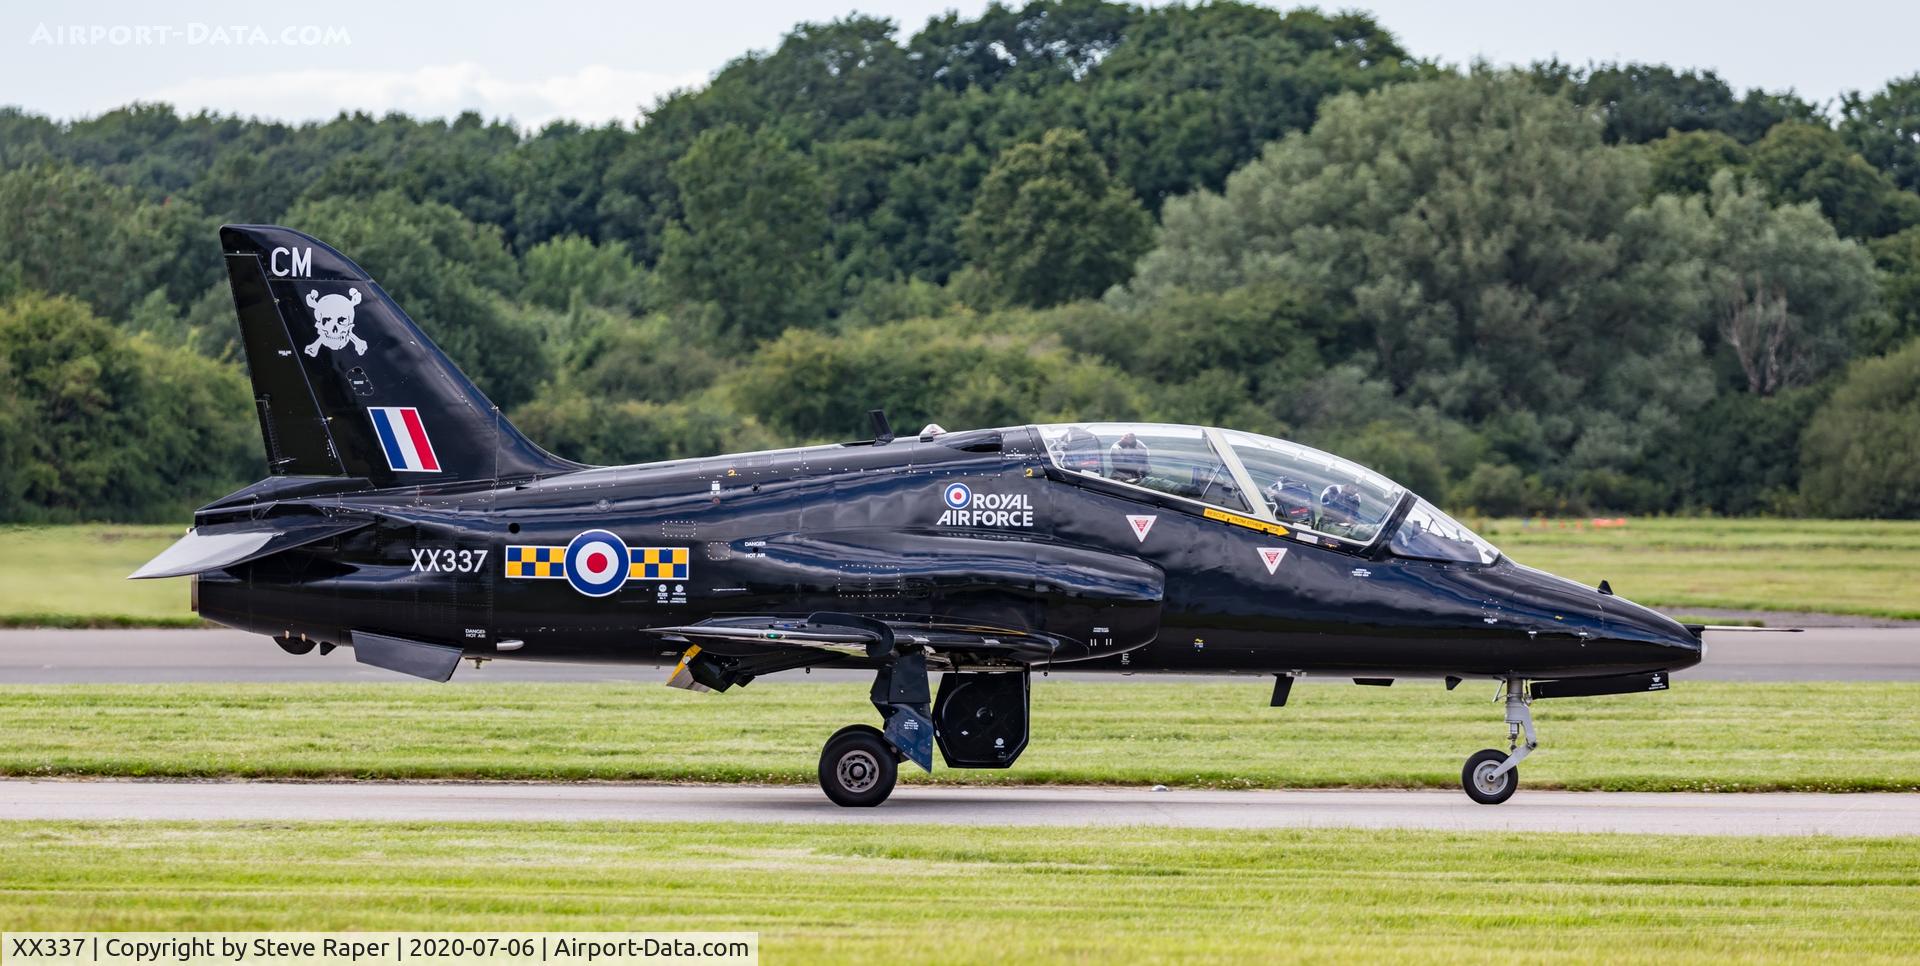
1462,676,1535,805
812,613,934,807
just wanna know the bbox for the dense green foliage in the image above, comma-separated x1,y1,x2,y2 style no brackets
1841,74,1920,193
1532,61,1822,145
0,295,253,521
1,0,1917,519
1800,339,1920,517
1134,78,1879,508
961,128,1152,306
657,125,831,339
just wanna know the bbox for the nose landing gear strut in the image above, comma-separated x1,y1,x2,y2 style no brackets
1462,676,1535,805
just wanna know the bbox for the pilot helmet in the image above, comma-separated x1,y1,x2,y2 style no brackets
1059,426,1104,473
1266,477,1315,523
1108,433,1150,483
1320,483,1362,523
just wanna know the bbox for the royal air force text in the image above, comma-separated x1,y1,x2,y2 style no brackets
937,492,1034,528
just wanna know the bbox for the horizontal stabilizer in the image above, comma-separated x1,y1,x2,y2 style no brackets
129,516,371,579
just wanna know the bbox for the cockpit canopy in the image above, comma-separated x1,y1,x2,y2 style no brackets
1035,422,1498,564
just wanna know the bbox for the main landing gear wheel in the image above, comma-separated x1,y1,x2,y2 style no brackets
1462,748,1517,805
819,724,897,807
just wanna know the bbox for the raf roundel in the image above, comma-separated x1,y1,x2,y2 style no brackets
943,482,972,509
564,529,630,598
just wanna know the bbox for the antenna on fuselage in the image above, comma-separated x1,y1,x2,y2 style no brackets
869,409,895,445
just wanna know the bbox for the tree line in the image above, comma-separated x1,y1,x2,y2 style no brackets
1,0,1917,522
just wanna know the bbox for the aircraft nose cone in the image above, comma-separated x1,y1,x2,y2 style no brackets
1608,599,1704,670
1500,561,1701,673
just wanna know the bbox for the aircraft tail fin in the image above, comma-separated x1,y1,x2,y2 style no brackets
218,224,577,487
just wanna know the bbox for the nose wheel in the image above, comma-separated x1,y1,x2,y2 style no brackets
1463,748,1518,804
1461,676,1535,805
818,724,898,807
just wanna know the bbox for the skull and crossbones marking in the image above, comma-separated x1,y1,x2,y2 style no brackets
304,288,366,356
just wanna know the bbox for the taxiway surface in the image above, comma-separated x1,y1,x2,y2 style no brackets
0,626,1912,682
2,779,1915,836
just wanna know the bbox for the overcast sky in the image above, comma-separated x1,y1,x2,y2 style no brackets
6,1,1916,129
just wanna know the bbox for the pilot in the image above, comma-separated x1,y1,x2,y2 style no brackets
1264,478,1316,525
1318,484,1367,538
1058,426,1104,474
1107,433,1150,483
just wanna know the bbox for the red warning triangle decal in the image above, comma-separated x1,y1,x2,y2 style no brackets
1258,547,1287,574
1126,515,1157,543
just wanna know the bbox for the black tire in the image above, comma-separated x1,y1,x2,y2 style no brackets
819,725,898,807
1462,748,1519,805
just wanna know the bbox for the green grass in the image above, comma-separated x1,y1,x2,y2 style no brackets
1483,517,1920,619
2,821,1917,962
1669,615,1766,627
2,518,1916,626
3,681,1917,792
0,524,198,625
0,613,207,628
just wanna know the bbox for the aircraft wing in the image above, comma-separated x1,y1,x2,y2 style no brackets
130,515,373,579
645,615,1061,664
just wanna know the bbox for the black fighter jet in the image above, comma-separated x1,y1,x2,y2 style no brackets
133,226,1704,807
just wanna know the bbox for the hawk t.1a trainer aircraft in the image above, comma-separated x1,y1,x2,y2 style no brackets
134,226,1703,807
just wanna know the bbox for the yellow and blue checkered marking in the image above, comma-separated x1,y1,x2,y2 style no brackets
629,546,690,582
504,545,568,578
505,544,689,582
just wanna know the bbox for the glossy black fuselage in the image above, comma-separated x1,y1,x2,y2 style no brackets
196,426,1701,681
